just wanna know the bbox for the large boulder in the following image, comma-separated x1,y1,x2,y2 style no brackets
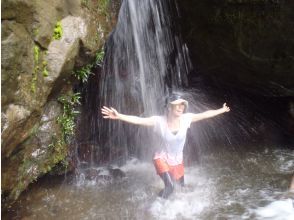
1,0,120,205
2,100,63,201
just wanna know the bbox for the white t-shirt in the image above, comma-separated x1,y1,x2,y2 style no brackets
153,113,193,165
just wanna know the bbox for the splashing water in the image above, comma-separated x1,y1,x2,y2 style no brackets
4,147,294,219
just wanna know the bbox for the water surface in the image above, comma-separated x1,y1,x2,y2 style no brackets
4,147,294,220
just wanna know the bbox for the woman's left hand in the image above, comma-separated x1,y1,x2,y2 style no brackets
222,103,230,112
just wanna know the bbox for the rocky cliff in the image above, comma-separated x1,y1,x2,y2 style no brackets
1,0,120,205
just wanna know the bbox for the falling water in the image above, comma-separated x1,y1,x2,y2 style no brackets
95,0,192,164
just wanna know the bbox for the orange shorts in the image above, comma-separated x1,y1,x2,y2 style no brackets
153,158,184,180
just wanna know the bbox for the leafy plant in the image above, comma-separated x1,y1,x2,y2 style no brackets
57,92,81,143
72,49,104,83
95,50,105,66
73,64,93,83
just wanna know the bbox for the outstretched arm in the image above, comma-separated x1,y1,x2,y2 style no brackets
101,106,156,126
191,103,230,122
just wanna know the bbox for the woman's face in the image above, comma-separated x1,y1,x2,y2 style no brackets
170,103,185,117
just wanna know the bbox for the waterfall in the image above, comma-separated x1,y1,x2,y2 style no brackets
75,0,192,169
101,0,191,113
74,0,291,171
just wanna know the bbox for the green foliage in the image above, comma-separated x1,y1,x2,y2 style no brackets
73,64,93,83
95,49,105,66
72,48,104,83
81,0,89,8
57,92,81,143
53,21,63,40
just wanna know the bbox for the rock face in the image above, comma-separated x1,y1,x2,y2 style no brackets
177,0,294,96
1,0,120,205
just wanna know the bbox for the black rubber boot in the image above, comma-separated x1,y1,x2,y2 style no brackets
178,176,185,187
158,172,174,199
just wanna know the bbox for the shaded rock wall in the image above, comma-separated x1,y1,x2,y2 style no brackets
1,0,120,204
177,0,294,96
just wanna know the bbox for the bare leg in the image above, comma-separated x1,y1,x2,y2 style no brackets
290,176,294,192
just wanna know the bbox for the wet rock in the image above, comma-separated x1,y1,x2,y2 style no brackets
84,168,101,181
108,168,126,179
44,16,87,94
81,167,126,182
96,175,112,182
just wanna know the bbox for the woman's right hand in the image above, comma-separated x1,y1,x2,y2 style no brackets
101,106,120,120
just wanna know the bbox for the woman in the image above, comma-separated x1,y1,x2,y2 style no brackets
101,93,230,198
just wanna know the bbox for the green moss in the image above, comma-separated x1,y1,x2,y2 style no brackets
10,156,39,200
31,79,36,93
31,47,49,92
7,92,81,202
53,21,63,40
48,138,67,163
98,0,110,15
10,139,68,201
42,60,48,77
34,45,40,64
31,45,40,93
33,28,39,38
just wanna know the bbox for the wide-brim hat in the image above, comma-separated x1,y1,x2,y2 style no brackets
168,93,188,107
